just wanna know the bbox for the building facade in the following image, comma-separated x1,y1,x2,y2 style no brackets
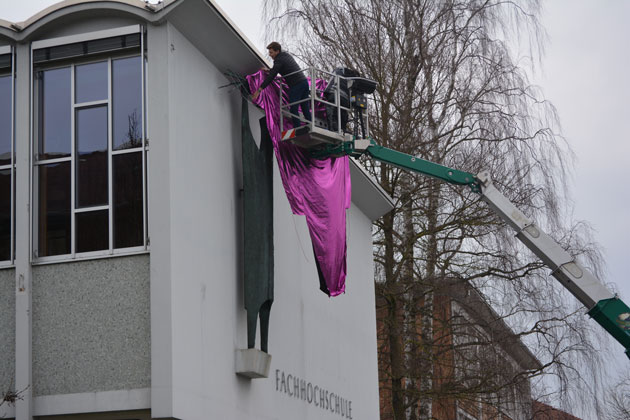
0,1,394,419
376,279,542,420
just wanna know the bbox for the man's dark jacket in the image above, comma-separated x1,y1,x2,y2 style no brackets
260,51,306,89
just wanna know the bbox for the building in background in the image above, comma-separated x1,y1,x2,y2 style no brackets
0,1,393,419
532,401,583,420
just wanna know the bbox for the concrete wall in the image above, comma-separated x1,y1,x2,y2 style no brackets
261,198,381,420
32,255,150,396
148,21,380,420
148,19,243,417
0,268,15,396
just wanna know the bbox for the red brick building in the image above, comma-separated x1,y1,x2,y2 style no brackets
531,401,582,420
377,279,542,420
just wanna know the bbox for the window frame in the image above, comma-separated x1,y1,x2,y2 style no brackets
31,27,148,264
0,45,15,268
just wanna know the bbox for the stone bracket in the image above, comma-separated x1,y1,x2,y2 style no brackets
235,348,272,379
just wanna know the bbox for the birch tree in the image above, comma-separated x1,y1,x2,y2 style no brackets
262,1,609,418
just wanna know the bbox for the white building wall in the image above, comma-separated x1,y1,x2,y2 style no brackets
149,21,380,420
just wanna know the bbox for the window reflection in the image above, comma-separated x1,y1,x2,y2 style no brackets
75,61,108,103
39,162,71,257
76,106,108,207
0,169,10,261
35,52,145,258
113,56,142,150
0,75,11,166
38,67,71,160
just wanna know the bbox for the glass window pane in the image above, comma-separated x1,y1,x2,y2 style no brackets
113,56,142,150
38,67,71,160
38,162,71,257
0,75,11,166
76,106,108,208
113,152,143,248
76,210,108,253
75,61,108,103
0,169,10,261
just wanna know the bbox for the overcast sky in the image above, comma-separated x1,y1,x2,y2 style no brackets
537,1,630,291
3,0,629,375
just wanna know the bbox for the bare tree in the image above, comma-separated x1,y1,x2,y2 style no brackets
1,384,24,414
605,374,630,420
262,1,609,418
124,109,142,149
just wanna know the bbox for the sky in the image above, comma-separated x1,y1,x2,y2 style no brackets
2,0,629,396
535,1,630,303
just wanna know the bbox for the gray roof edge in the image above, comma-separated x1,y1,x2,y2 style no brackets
203,0,268,68
202,0,394,213
199,0,394,217
349,158,395,221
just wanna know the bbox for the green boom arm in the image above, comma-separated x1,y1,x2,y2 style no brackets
365,144,480,192
320,137,630,358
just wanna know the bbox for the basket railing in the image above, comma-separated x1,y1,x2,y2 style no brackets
278,67,355,136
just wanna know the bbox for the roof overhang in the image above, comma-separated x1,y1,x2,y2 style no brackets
350,159,394,221
163,0,267,76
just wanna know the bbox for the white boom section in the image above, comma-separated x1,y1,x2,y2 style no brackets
476,171,614,309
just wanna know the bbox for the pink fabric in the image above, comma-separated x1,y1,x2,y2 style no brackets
247,71,351,297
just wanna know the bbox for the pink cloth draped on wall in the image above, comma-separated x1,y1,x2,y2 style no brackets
247,70,351,297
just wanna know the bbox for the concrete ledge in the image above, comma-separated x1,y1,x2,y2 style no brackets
33,388,150,416
0,403,15,419
235,349,271,379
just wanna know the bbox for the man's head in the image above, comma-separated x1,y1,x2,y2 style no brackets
266,42,281,59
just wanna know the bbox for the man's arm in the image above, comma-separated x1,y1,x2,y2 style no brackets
252,57,284,100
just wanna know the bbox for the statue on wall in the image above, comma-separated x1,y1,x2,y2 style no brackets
241,98,274,353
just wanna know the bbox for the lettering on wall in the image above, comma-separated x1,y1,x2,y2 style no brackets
275,369,353,419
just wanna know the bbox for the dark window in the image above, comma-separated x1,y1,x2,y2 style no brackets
75,61,108,103
38,162,71,257
38,67,71,160
0,75,11,166
114,152,143,248
113,56,142,150
34,48,145,259
76,106,108,208
0,54,11,69
0,169,10,261
76,209,109,252
0,56,13,263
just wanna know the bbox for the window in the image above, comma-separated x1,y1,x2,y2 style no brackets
33,31,146,260
0,48,14,265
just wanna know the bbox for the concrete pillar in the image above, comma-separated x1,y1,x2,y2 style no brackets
14,42,33,420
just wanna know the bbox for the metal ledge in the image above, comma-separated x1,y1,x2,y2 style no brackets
282,125,351,149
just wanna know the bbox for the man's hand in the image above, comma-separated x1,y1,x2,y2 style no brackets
252,88,261,101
